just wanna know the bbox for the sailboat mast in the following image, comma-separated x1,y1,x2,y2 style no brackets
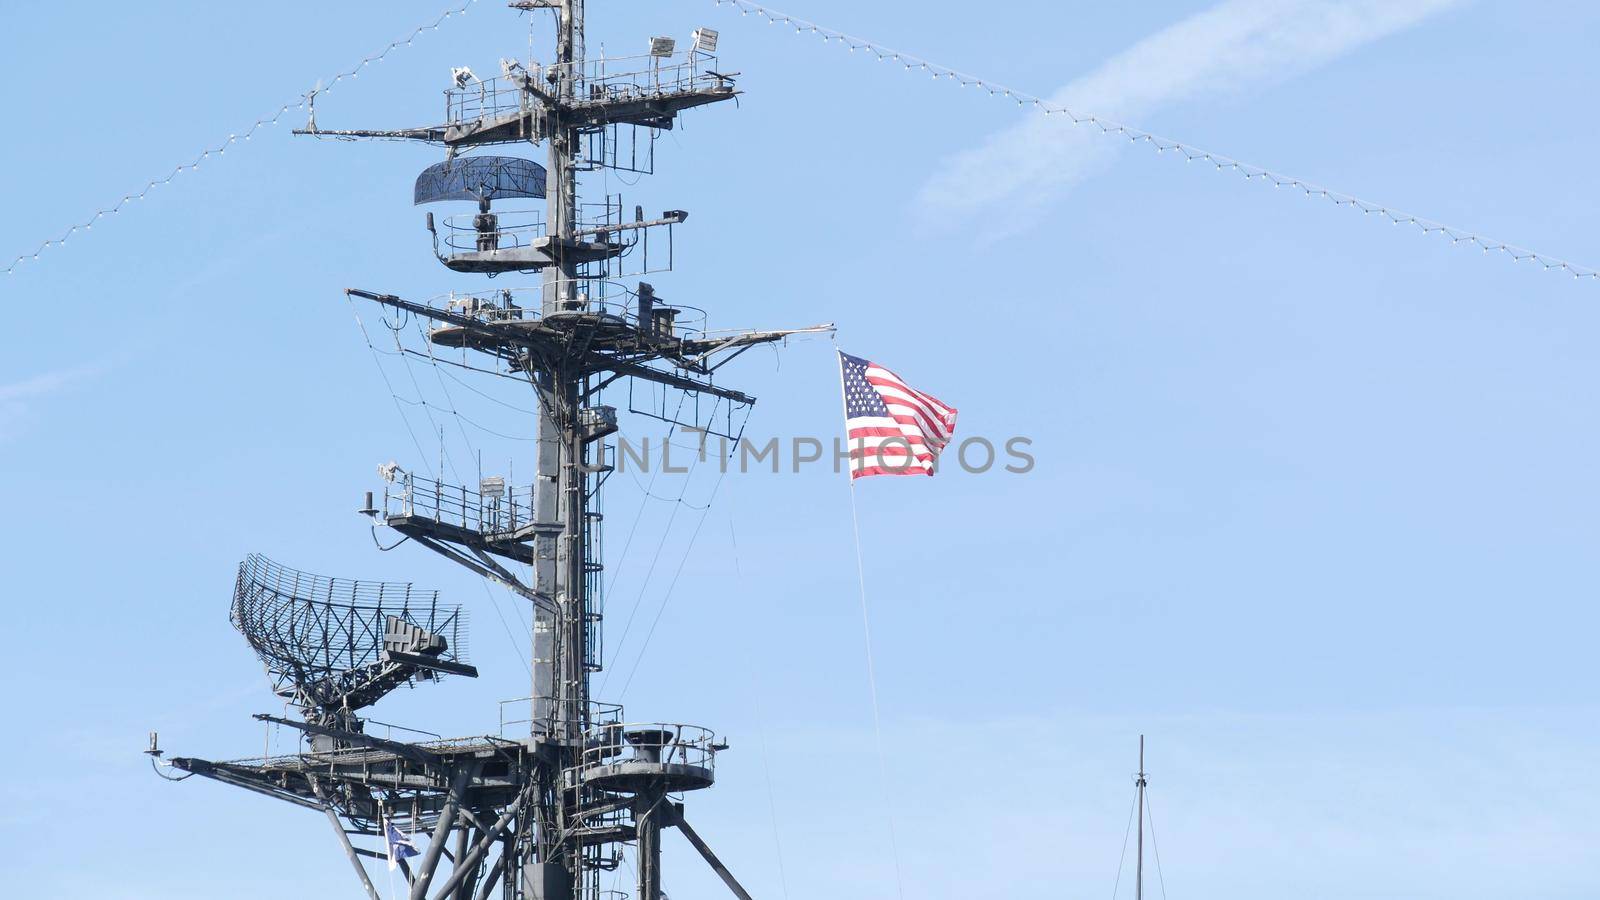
1136,734,1146,900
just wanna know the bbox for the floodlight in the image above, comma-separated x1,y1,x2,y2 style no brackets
451,66,479,88
692,28,719,53
650,36,676,58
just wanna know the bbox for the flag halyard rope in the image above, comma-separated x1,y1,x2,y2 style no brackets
837,352,909,900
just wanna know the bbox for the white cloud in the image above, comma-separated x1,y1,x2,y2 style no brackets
0,364,105,442
916,0,1462,231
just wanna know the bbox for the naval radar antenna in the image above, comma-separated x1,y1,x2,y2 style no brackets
230,554,478,738
159,4,831,900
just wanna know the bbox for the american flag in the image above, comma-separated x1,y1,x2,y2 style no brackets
839,351,958,479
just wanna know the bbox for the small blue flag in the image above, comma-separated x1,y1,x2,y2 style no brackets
387,821,420,871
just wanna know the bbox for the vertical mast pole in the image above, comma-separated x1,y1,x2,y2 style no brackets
549,0,581,258
555,0,588,743
1135,735,1146,900
535,0,590,742
529,5,589,899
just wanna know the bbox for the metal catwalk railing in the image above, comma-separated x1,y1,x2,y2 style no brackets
422,283,710,340
439,208,548,253
500,697,624,738
578,722,718,774
436,203,634,253
445,50,727,126
380,467,538,539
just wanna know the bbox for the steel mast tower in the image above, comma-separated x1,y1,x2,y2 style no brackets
153,4,830,900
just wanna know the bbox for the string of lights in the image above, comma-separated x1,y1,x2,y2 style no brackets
714,0,1600,283
2,0,481,277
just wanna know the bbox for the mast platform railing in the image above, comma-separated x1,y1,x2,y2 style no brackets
499,697,625,738
379,466,538,539
419,284,710,341
577,722,718,774
434,203,632,256
439,208,548,254
576,50,730,108
445,51,728,128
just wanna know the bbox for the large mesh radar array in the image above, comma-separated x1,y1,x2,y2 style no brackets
231,554,477,731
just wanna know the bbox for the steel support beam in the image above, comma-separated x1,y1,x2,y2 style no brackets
429,794,527,900
168,758,325,811
310,780,382,900
452,824,474,900
671,807,755,900
411,763,477,900
252,713,440,767
634,792,667,900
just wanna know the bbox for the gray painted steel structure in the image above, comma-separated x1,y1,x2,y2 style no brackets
156,3,832,900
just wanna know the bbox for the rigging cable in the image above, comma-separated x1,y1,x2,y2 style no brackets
409,315,539,675
835,357,906,900
409,312,502,474
427,331,541,648
1111,785,1139,900
614,461,733,699
481,577,532,679
594,393,696,691
3,0,482,277
355,300,536,673
369,529,410,552
606,401,750,696
149,758,193,781
597,448,695,695
624,467,719,509
391,317,465,483
621,429,736,509
843,472,907,900
1145,787,1170,900
603,390,693,589
729,512,794,900
714,0,1600,284
352,303,436,479
431,358,542,413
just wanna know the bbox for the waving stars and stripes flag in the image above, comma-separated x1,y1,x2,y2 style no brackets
839,351,958,479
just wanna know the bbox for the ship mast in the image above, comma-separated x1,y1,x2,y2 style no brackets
1136,735,1147,900
155,4,832,900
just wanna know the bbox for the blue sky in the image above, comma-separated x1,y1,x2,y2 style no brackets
2,1,1598,897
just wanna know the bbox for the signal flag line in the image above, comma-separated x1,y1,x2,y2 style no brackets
2,0,482,279
715,0,1600,285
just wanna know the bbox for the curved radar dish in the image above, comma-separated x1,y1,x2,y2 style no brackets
230,554,477,728
414,155,548,204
